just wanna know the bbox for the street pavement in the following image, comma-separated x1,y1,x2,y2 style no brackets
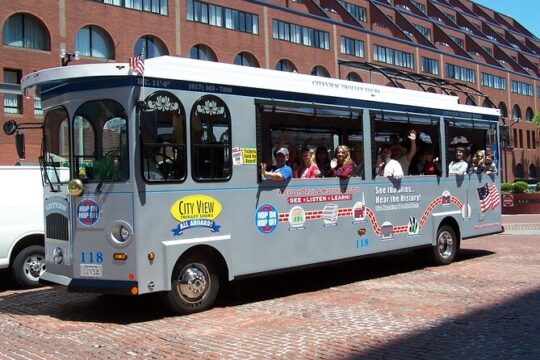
1,214,539,359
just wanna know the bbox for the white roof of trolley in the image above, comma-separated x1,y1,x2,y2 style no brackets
21,56,499,117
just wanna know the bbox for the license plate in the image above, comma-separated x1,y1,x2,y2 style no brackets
80,264,103,278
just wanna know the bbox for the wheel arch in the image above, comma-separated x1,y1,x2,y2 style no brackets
8,233,45,268
173,244,229,283
437,217,461,250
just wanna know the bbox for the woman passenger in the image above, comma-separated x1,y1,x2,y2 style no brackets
298,147,320,179
329,145,355,178
315,146,331,177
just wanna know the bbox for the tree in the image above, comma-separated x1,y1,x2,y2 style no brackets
533,112,540,128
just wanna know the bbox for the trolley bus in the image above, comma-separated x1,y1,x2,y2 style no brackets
11,56,502,314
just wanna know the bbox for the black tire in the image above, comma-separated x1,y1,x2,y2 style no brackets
12,245,46,288
432,225,458,265
164,253,220,315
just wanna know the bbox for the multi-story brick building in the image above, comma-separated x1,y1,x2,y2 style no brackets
1,0,538,182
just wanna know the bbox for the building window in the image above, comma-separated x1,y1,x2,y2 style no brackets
446,64,475,83
411,0,425,13
527,130,531,149
481,73,506,90
346,72,362,82
134,35,168,58
519,129,523,149
525,107,534,122
234,52,259,67
444,13,456,22
449,36,464,48
92,0,168,15
421,57,439,75
272,20,329,50
337,1,367,22
340,36,364,58
3,69,22,114
187,0,259,34
481,46,493,55
34,98,43,116
275,59,297,72
513,128,518,148
2,13,50,50
189,44,217,61
311,66,330,77
413,24,431,40
533,131,537,149
374,45,414,69
75,25,114,59
511,80,533,96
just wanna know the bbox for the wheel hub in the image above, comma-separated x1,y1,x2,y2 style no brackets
178,265,209,303
24,255,45,280
438,231,454,258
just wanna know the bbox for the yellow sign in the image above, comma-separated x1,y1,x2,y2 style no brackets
170,195,222,222
241,148,257,165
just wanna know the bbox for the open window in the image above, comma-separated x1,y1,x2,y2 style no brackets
256,100,364,179
371,110,441,177
445,117,499,176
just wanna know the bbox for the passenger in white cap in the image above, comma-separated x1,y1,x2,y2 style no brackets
260,147,293,181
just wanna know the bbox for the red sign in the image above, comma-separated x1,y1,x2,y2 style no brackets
287,194,352,204
502,194,514,208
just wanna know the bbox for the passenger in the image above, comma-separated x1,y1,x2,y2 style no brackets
448,146,468,175
484,150,497,175
390,130,417,175
376,144,404,179
352,146,365,178
315,146,331,177
329,145,355,178
468,150,486,174
298,146,320,179
423,148,441,176
260,147,292,181
287,144,301,178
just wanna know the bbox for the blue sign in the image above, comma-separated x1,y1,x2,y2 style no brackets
77,199,100,226
255,204,279,234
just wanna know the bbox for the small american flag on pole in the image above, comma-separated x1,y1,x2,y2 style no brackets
477,183,501,213
129,52,145,76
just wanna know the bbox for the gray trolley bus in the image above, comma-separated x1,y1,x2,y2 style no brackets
15,56,502,314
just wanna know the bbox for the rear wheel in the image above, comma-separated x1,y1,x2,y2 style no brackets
432,225,458,265
12,245,45,288
164,253,220,315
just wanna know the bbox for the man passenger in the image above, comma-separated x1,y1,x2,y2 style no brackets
261,147,292,181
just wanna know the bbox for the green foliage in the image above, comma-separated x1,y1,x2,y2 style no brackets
92,149,119,181
533,112,540,128
536,182,540,192
512,181,529,193
501,182,513,192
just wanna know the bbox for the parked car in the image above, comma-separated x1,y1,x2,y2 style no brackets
0,165,45,287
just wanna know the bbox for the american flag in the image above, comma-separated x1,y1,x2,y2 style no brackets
477,183,501,213
129,54,144,75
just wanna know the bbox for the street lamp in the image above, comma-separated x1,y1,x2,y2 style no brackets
60,49,79,66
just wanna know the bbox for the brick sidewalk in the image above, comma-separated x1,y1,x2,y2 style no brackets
1,232,539,359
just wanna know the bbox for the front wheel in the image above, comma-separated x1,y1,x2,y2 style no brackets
164,254,220,315
432,225,458,265
12,245,46,288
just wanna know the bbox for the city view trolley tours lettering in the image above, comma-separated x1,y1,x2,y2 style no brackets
5,56,502,314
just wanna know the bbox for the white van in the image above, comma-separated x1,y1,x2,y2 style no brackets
0,165,45,287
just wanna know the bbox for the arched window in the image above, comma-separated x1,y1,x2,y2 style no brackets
498,102,508,119
191,95,232,180
134,35,168,59
482,99,495,108
75,25,114,59
427,87,437,93
525,107,534,122
466,96,476,106
387,81,405,88
529,164,537,179
275,59,297,72
141,91,186,182
346,72,362,82
189,44,217,62
3,13,50,50
234,52,260,67
311,66,330,77
512,104,522,121
515,163,524,179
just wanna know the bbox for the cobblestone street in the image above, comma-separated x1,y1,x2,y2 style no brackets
1,215,539,359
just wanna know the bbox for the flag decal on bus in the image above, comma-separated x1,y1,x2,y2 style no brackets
477,183,501,213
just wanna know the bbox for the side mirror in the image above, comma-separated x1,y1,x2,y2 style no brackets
15,133,26,160
3,119,18,136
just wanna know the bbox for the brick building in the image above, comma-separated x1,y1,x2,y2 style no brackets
1,0,539,182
